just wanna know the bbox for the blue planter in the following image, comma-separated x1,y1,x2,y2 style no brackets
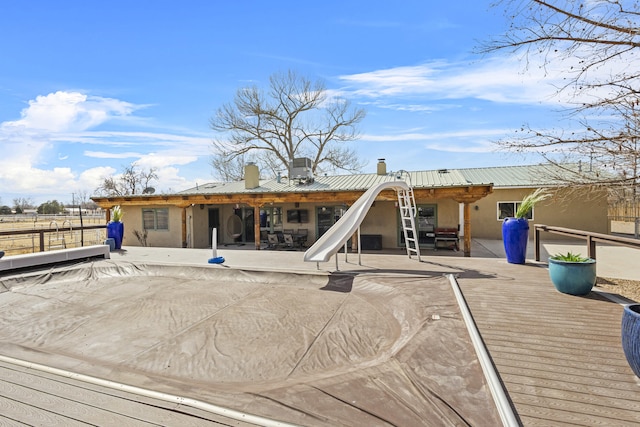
548,258,596,296
502,217,529,264
107,221,124,250
622,304,640,378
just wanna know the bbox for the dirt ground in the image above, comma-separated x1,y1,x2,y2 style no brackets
596,277,640,303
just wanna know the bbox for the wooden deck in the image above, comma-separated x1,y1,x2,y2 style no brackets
2,247,640,426
0,360,250,426
458,262,640,426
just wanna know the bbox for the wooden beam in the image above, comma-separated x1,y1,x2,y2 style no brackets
92,184,494,209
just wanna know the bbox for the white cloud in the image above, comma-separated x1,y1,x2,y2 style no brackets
340,47,640,110
360,128,510,153
0,91,210,204
340,57,558,105
4,91,138,132
84,151,144,159
135,152,199,169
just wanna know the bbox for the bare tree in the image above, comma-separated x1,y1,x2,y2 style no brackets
12,197,35,213
210,153,252,182
210,70,366,179
482,1,640,193
96,163,159,196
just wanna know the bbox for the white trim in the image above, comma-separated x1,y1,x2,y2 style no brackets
447,274,520,427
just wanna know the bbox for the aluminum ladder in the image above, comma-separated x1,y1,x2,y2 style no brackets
397,182,421,262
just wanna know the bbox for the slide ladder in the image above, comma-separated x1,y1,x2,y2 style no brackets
397,186,421,261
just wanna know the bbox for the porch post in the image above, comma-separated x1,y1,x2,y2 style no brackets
181,207,187,248
254,205,261,250
463,202,471,257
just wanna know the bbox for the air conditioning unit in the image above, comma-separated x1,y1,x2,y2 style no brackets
290,157,313,180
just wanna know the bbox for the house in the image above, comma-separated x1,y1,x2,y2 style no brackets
91,161,608,257
464,164,609,239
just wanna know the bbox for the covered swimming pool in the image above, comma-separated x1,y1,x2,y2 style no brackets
0,260,507,425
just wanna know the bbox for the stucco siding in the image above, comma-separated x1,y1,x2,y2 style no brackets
470,188,609,239
120,205,184,248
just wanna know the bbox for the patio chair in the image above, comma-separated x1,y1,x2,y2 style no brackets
283,233,295,249
267,234,280,249
295,229,308,248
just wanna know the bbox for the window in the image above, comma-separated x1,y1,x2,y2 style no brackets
399,204,437,247
142,208,169,230
497,202,533,220
259,207,282,230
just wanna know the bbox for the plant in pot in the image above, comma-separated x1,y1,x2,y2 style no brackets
548,252,596,296
502,188,550,264
107,205,124,250
622,303,640,378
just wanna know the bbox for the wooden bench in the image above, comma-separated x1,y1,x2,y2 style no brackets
434,227,459,251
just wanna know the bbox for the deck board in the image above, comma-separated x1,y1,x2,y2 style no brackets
458,263,640,427
0,361,246,426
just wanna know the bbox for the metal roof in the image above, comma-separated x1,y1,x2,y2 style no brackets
178,169,478,196
458,163,599,188
176,164,593,196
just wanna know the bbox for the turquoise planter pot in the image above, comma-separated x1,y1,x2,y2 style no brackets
548,258,596,296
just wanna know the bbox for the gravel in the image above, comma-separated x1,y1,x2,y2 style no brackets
596,277,640,303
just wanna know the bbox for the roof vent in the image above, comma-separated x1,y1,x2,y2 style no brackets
438,169,449,174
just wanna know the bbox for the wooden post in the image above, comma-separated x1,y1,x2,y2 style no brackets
588,235,597,259
181,208,187,248
254,205,261,250
463,202,471,257
534,225,541,261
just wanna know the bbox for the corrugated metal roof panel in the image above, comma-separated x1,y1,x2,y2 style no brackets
179,164,584,197
409,169,470,187
177,169,489,196
458,164,585,187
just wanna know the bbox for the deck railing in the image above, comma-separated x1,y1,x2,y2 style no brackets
534,224,640,261
0,225,107,255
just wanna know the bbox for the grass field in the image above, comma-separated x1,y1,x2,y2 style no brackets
0,214,107,256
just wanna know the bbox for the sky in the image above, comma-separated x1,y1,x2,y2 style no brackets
0,1,571,206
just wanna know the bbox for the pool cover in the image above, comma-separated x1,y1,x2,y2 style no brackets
0,262,502,426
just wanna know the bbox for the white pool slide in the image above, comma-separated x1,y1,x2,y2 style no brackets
303,180,410,263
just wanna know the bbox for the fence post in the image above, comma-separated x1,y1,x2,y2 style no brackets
587,235,597,260
39,230,45,252
635,217,639,239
